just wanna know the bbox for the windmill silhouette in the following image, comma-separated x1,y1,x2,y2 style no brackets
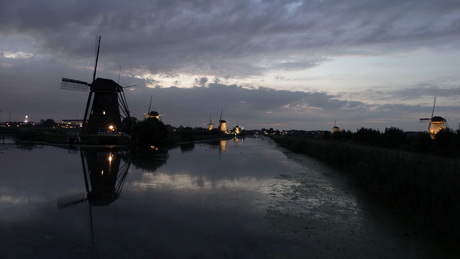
61,36,131,138
420,97,447,138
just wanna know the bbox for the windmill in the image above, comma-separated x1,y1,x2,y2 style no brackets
218,110,227,133
144,95,161,120
208,116,214,131
420,97,447,138
332,120,340,133
233,120,241,135
61,36,131,137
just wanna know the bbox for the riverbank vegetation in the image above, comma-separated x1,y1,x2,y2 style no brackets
270,128,460,244
6,117,235,148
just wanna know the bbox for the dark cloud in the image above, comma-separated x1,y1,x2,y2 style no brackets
1,0,459,76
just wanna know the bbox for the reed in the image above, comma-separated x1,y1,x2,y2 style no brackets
270,135,460,243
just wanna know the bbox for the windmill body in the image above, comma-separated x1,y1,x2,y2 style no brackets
218,111,227,133
85,78,124,135
332,120,340,133
427,116,446,136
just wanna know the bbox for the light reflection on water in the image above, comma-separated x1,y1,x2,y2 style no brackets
0,136,456,258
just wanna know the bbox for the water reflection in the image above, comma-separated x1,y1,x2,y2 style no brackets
179,142,195,152
130,148,169,172
199,137,244,155
58,147,169,208
57,147,131,208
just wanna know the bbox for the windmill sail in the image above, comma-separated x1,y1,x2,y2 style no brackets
61,78,90,91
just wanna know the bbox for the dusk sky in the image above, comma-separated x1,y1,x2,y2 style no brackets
1,0,459,131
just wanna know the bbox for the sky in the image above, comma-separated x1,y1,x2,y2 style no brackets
1,0,459,131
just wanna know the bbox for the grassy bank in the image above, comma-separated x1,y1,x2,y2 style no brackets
270,135,460,243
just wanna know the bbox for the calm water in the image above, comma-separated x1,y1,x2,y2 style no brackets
0,137,456,258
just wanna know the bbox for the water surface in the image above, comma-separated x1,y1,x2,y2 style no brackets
0,137,456,258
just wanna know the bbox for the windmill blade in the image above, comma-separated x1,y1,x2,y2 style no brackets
57,193,87,209
93,35,101,82
61,78,90,91
420,118,431,121
431,97,437,118
148,95,153,112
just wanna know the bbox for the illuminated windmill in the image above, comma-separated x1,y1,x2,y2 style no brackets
60,36,131,136
144,95,161,120
208,116,214,131
420,97,447,138
233,120,241,135
218,110,227,133
332,120,340,133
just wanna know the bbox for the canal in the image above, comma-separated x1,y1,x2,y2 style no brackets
0,136,456,258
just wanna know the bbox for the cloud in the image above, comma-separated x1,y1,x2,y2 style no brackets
1,0,459,78
2,51,33,59
391,85,460,100
1,0,460,131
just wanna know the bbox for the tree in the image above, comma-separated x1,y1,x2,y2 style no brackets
354,127,381,146
41,119,56,128
132,118,169,148
382,127,405,149
122,116,138,135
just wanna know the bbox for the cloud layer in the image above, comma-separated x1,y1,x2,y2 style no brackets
1,0,460,131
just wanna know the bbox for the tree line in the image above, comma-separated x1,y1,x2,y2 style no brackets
320,127,460,158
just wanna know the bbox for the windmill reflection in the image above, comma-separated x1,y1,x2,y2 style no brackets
57,147,169,244
81,148,131,206
58,147,131,209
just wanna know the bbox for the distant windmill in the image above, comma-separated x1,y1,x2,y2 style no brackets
420,97,447,138
233,120,241,135
144,95,161,120
332,120,340,133
218,110,227,133
60,36,131,136
208,116,214,131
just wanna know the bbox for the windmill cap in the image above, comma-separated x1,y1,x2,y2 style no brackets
149,111,160,116
431,116,446,122
92,78,123,92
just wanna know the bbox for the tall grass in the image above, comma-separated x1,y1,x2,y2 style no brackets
270,135,460,242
